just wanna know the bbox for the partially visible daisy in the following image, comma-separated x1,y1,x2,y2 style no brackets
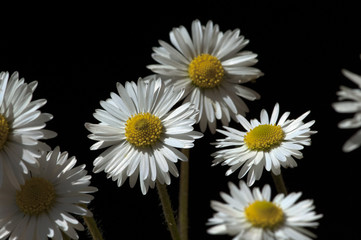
0,146,97,240
85,77,203,194
212,103,316,186
207,180,322,240
332,56,361,152
147,19,263,134
0,71,56,187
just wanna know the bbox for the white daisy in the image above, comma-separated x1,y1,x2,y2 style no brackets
85,76,203,195
332,57,361,152
0,146,97,240
212,103,316,186
0,71,57,188
147,19,263,134
207,180,322,240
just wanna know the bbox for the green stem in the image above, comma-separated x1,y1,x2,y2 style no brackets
80,204,104,240
271,172,288,195
156,181,181,240
178,149,190,240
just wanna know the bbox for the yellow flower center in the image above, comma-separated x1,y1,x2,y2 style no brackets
244,124,285,151
244,200,284,230
0,114,9,150
188,54,224,89
16,177,56,216
125,112,163,147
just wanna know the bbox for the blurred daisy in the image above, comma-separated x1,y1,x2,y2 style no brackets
0,71,56,187
85,77,202,195
332,57,361,152
212,103,316,186
0,146,97,240
207,180,322,240
147,19,263,133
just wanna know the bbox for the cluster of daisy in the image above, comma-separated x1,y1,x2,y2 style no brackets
2,19,346,240
85,20,323,240
0,72,97,239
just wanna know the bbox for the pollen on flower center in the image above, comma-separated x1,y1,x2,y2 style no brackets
188,54,224,89
244,124,285,151
244,200,284,230
0,114,9,150
16,177,56,216
125,112,163,147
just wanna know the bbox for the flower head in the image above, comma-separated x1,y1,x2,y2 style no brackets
85,77,202,194
332,56,361,152
0,147,97,240
212,103,316,186
147,19,263,133
207,181,322,240
0,71,56,187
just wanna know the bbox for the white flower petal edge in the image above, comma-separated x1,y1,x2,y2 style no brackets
0,146,97,240
207,180,322,240
0,71,57,188
147,19,263,134
332,56,361,152
85,76,203,194
212,103,316,186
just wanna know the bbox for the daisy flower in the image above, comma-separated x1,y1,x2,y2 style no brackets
0,146,97,240
85,77,202,195
147,19,263,134
332,57,361,152
0,71,56,187
212,103,316,186
207,180,322,240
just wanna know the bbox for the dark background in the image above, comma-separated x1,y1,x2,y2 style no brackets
1,3,361,239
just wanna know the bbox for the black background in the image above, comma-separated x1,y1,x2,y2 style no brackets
1,3,361,239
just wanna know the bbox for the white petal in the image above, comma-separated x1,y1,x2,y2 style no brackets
264,152,272,171
343,129,361,152
222,53,259,66
262,184,271,201
204,94,215,123
116,82,137,114
270,103,280,125
332,101,361,113
191,20,203,55
277,112,290,126
260,109,269,124
233,85,260,101
170,26,195,59
139,155,149,181
236,114,252,131
163,136,191,148
342,68,361,88
153,149,169,173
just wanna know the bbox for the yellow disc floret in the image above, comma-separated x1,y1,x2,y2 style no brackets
16,177,56,216
244,124,285,151
188,54,224,89
244,200,284,230
0,114,9,150
125,112,163,147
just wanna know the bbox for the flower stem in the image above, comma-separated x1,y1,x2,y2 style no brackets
271,172,288,195
156,181,181,240
80,204,104,240
178,148,190,240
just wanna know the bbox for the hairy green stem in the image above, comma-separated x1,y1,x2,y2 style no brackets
80,204,104,240
178,148,190,240
271,172,288,195
156,181,181,240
